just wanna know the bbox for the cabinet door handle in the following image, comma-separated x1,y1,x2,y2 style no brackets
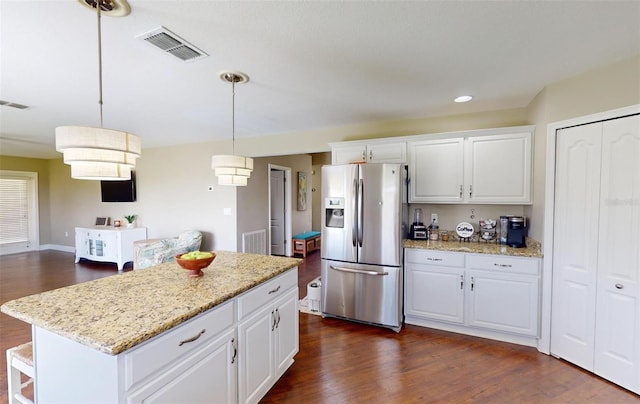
471,277,475,291
460,274,464,290
369,149,373,160
469,185,473,198
275,308,281,329
459,185,463,198
178,329,206,346
268,285,281,295
231,338,237,364
272,310,277,331
615,283,624,289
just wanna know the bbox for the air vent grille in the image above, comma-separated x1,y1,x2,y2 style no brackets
137,27,208,62
0,100,29,110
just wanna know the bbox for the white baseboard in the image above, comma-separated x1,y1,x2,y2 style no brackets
40,244,75,253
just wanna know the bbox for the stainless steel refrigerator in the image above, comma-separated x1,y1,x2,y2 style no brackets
321,163,404,332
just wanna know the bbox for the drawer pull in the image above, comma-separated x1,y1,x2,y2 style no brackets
427,257,443,262
231,338,237,364
268,285,281,294
493,263,513,268
178,329,206,346
615,283,624,290
275,308,281,329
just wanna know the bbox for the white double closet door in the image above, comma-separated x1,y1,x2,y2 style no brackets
551,114,640,394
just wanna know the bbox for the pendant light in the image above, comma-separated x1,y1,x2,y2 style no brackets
211,71,253,186
55,0,140,181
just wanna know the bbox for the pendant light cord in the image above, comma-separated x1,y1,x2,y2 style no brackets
232,78,236,155
97,0,104,128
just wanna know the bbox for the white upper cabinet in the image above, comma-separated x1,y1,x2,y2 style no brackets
331,140,407,164
409,127,533,204
465,132,532,203
409,137,464,203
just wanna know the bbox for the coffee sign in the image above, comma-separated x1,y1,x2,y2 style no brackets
456,222,475,238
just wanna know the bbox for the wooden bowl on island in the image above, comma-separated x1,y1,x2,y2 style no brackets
175,251,216,278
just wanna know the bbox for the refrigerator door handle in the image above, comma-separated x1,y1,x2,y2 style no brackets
358,178,364,247
352,178,358,247
330,265,389,276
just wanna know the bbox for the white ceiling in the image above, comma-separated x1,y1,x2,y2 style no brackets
1,0,639,159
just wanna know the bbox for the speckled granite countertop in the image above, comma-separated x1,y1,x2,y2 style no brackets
403,238,542,258
1,251,302,355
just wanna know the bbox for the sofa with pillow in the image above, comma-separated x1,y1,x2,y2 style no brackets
133,230,203,269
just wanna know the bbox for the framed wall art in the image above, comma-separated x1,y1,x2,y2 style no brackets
297,171,307,211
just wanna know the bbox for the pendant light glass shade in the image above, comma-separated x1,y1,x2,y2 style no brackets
211,71,252,186
55,1,140,180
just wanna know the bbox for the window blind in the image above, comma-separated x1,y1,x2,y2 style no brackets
0,177,29,245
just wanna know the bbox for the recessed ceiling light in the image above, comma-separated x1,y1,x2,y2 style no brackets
454,95,473,103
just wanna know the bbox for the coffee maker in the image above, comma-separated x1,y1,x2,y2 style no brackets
507,216,527,248
410,208,428,240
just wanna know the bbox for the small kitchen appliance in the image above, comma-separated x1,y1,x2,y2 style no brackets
410,208,428,239
507,216,527,248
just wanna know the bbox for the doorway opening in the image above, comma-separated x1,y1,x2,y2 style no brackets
268,165,292,256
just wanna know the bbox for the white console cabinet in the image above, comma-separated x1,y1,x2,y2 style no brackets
405,248,540,347
75,227,147,271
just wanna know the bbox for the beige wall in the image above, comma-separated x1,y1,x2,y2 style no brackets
311,152,331,231
0,156,51,244
525,55,640,243
236,154,313,253
3,56,638,253
42,141,239,252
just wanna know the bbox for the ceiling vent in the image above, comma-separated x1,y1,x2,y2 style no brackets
0,100,29,110
137,27,208,62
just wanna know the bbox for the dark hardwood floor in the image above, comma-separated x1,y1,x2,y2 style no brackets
0,250,637,403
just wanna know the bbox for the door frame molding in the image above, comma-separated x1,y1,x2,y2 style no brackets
268,164,292,256
541,104,640,354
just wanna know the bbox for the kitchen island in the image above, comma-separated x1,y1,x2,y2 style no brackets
1,251,302,403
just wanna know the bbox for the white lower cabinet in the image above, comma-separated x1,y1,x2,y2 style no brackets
405,248,540,346
237,271,299,404
126,328,237,403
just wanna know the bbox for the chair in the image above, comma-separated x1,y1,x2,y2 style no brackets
6,342,34,404
133,230,202,269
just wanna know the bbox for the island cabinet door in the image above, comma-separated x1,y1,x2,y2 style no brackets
238,303,276,404
274,287,299,378
126,327,237,404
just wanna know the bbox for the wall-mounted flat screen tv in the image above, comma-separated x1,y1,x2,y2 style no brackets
101,172,137,202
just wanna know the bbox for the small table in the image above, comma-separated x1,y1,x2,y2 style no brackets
292,231,321,257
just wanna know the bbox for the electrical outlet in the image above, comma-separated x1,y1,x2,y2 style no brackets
431,213,438,224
